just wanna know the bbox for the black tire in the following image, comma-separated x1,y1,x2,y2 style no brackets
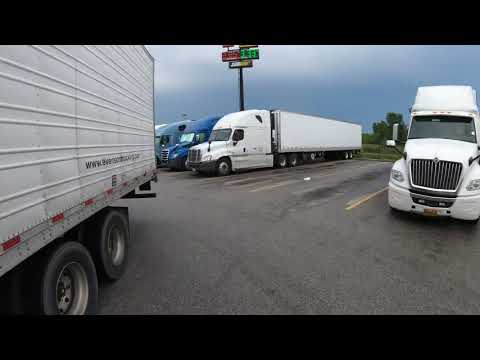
288,153,298,167
216,157,231,176
309,152,316,162
38,242,98,315
276,154,287,168
88,209,129,283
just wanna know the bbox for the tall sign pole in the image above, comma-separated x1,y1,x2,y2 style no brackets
239,67,245,111
222,45,259,112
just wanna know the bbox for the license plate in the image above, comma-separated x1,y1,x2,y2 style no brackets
424,208,438,216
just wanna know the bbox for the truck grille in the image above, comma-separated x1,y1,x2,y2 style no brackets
188,149,201,163
161,149,169,162
410,159,462,191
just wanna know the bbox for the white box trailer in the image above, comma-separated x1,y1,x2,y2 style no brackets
187,109,362,176
0,45,157,314
274,111,362,154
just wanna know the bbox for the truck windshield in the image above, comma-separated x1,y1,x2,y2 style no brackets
209,129,232,141
408,115,476,143
179,133,195,144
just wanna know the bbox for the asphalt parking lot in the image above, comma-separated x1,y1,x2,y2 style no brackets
100,159,480,314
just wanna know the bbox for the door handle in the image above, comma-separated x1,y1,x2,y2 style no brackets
243,147,246,152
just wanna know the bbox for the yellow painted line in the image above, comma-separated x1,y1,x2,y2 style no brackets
345,187,389,211
249,180,299,193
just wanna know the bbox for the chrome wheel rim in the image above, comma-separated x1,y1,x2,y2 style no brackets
56,262,89,315
107,225,126,266
219,162,229,175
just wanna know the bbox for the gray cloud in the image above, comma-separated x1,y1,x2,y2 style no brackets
146,45,480,131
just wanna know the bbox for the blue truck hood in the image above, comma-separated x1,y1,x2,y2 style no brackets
167,143,191,159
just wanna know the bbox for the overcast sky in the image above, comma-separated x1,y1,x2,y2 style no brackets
146,45,480,132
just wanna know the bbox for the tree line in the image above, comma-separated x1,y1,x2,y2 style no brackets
363,112,408,145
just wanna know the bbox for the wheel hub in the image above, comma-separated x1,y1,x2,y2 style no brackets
107,226,125,266
55,262,89,315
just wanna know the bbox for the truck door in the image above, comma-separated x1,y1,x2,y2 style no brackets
245,114,272,168
230,128,249,169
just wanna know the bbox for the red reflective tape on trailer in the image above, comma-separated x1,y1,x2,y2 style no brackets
2,235,21,252
52,213,64,223
84,198,95,206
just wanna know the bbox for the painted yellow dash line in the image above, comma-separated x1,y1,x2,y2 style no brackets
345,187,389,211
249,180,298,193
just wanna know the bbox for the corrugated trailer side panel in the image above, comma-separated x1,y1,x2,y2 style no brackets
0,45,155,246
277,111,362,152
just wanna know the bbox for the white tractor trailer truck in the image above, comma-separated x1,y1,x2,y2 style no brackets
187,109,362,176
387,85,480,221
0,45,157,314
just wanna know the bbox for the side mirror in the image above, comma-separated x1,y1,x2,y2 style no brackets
233,141,238,146
392,123,399,142
386,140,396,147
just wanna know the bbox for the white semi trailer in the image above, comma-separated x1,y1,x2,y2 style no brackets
187,110,361,176
0,45,157,314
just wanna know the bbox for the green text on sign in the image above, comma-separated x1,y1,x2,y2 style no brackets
240,48,259,60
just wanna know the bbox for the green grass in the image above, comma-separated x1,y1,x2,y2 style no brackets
354,143,404,162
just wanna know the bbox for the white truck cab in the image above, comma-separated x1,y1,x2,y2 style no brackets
187,110,273,176
387,85,480,221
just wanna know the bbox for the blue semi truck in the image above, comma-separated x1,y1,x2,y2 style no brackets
161,116,222,170
155,120,191,168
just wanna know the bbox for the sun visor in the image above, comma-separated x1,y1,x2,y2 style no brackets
412,86,478,113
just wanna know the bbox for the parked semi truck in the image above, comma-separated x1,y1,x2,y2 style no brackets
0,45,157,314
156,120,190,168
387,85,480,221
187,109,361,176
155,124,169,167
163,116,222,170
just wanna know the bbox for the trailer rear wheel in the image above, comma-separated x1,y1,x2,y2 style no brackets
39,242,98,315
89,209,129,282
309,152,316,162
288,153,298,167
276,154,287,168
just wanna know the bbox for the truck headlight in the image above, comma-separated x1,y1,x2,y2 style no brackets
391,169,404,182
466,179,480,191
203,155,212,162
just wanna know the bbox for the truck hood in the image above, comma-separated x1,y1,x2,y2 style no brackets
191,141,226,153
405,138,478,166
